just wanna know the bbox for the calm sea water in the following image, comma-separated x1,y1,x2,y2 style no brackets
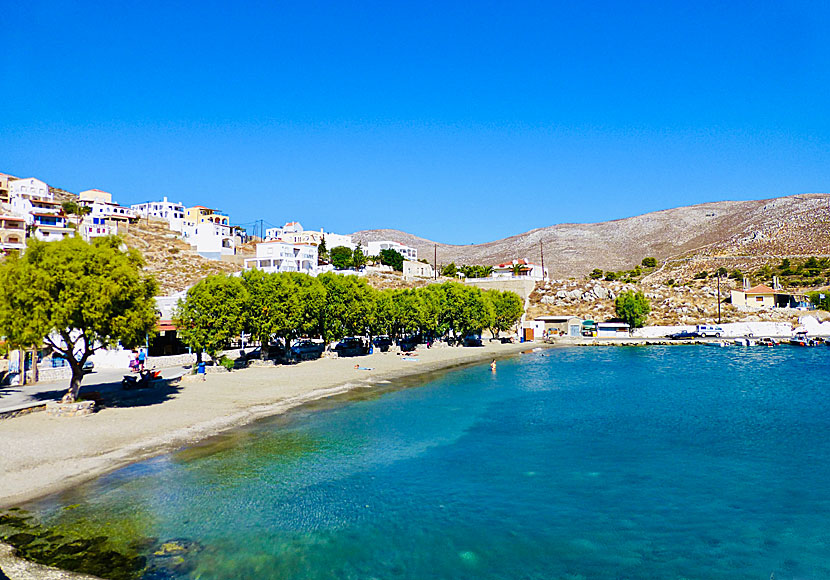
26,346,830,579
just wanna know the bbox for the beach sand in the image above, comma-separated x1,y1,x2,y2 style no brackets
0,341,537,510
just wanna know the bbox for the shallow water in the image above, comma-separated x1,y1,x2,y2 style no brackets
23,346,830,579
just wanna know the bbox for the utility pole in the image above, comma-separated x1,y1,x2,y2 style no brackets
540,240,545,281
434,244,437,279
717,273,721,324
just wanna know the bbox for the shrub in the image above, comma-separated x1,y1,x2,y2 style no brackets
729,269,742,280
589,268,604,280
694,271,708,280
218,355,236,371
604,271,618,281
615,290,651,328
641,257,657,268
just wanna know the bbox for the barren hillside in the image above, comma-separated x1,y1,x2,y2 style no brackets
354,194,830,277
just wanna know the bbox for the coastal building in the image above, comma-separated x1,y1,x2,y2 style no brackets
185,206,229,228
596,321,630,337
77,196,137,225
730,284,812,310
244,240,318,275
265,222,355,250
533,315,584,338
9,177,51,202
366,240,417,261
130,197,186,232
0,214,26,253
402,260,434,280
182,220,236,259
491,259,547,281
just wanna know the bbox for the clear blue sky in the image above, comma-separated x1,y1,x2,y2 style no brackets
2,1,828,244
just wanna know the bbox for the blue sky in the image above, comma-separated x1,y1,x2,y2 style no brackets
2,1,828,244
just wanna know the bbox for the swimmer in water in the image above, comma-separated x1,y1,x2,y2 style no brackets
490,359,497,371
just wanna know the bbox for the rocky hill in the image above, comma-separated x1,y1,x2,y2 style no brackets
354,194,830,277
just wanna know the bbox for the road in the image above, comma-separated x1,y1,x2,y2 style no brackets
0,365,189,413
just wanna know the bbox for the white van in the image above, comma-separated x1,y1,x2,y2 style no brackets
696,324,724,337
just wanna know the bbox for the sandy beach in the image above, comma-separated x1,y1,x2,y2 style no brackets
0,341,537,510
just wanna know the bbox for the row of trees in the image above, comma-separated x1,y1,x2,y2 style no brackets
175,272,524,360
440,263,496,279
318,240,405,272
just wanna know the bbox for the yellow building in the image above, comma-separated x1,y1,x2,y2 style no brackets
185,206,229,227
731,284,776,310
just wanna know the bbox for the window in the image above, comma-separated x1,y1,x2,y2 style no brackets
756,296,764,302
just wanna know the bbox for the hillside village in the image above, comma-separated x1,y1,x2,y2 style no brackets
2,169,830,355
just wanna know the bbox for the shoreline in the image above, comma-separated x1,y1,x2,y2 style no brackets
0,341,542,510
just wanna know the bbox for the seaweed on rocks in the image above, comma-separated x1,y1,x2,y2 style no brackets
0,509,148,580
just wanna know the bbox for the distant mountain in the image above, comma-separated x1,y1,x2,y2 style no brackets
353,194,830,277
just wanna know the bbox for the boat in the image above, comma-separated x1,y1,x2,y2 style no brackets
757,337,778,347
789,332,817,347
733,337,756,346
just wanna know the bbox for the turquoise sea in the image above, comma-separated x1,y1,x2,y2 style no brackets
22,346,830,579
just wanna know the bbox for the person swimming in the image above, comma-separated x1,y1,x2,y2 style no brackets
490,359,497,372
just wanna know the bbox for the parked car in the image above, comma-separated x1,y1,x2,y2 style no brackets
696,325,724,337
397,335,420,352
82,360,95,373
334,337,369,357
462,334,483,347
668,330,700,340
373,335,393,352
290,340,325,361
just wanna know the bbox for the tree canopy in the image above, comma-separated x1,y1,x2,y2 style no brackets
379,248,404,272
174,273,524,355
330,246,353,270
614,290,651,328
0,236,158,401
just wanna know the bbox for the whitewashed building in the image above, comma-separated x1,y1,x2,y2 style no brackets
78,199,137,223
403,260,434,279
78,215,115,241
9,177,51,202
182,220,236,259
131,197,186,232
244,241,318,275
366,240,417,261
491,259,548,281
265,221,355,250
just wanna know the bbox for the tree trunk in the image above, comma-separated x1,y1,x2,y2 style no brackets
260,335,269,360
63,364,84,403
196,350,203,364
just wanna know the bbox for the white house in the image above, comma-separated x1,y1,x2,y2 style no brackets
265,221,355,250
130,197,186,232
9,177,51,202
244,241,318,275
182,221,236,259
491,259,548,281
366,240,417,261
78,215,116,241
10,195,63,225
403,260,434,280
78,199,137,223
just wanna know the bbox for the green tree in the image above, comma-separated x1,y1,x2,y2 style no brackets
441,262,458,278
175,275,248,363
589,268,604,280
379,248,404,271
442,282,491,340
317,237,329,265
0,237,158,402
614,290,651,328
483,289,524,338
330,246,353,270
241,270,302,359
641,257,657,268
716,266,728,277
352,243,367,270
318,273,376,341
604,271,618,281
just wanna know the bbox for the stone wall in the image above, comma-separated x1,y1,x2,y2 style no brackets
35,366,72,383
464,277,537,301
45,400,95,417
145,352,197,370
